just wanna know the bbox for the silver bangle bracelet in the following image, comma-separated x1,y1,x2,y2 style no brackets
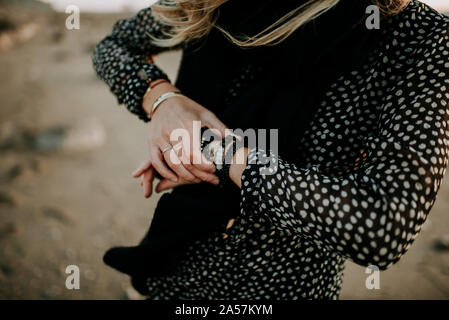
149,91,183,120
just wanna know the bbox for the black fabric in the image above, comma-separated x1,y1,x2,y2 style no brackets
103,0,382,294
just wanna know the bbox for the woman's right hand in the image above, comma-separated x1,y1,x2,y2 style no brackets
140,81,227,186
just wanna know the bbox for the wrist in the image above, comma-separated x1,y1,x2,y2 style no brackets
142,81,178,116
229,147,249,188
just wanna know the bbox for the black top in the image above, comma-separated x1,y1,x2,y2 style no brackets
93,0,449,299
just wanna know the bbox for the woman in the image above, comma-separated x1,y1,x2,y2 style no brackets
93,0,449,299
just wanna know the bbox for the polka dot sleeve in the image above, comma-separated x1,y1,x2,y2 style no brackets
240,30,449,270
92,7,180,121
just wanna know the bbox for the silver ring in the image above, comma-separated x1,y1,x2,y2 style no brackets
161,145,172,154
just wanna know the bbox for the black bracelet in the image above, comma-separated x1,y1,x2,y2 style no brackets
217,137,237,187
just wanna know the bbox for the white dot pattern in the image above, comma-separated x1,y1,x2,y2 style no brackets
93,1,449,299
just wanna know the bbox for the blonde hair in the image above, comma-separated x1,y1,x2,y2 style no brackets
151,0,410,48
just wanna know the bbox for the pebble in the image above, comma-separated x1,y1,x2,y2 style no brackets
433,234,449,252
0,190,19,206
42,206,70,224
33,119,106,152
2,165,23,182
0,222,17,239
33,127,65,152
0,122,25,150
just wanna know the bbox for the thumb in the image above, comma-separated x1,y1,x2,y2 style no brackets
133,159,152,178
202,112,228,138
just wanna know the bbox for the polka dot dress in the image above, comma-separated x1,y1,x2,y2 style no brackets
93,1,449,299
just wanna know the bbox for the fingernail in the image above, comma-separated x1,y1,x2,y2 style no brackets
170,177,178,182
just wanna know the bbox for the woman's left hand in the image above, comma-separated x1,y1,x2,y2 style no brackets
133,146,249,197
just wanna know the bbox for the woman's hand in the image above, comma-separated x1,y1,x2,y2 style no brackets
142,81,227,185
133,146,249,197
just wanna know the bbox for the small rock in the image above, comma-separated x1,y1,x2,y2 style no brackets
0,222,17,239
51,30,64,43
2,165,23,182
0,122,25,150
0,21,40,52
0,190,19,206
32,119,106,152
1,160,38,183
61,119,106,152
33,127,65,152
433,235,449,252
0,17,16,33
42,206,70,224
0,263,14,276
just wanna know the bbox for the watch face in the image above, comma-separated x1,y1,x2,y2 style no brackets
214,144,224,165
203,140,222,164
201,127,222,162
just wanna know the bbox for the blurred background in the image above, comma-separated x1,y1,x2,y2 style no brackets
0,0,448,300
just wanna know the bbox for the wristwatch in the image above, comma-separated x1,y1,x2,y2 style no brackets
201,134,241,187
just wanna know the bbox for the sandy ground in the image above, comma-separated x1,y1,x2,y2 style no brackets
0,1,448,300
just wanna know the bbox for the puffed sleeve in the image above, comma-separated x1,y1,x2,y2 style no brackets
92,6,181,121
240,30,449,270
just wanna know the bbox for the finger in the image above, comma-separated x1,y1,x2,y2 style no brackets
190,125,215,172
226,218,235,230
151,145,178,182
155,178,190,193
193,152,216,173
188,166,219,185
201,112,228,138
133,159,152,178
178,150,205,183
143,168,155,198
164,145,201,183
